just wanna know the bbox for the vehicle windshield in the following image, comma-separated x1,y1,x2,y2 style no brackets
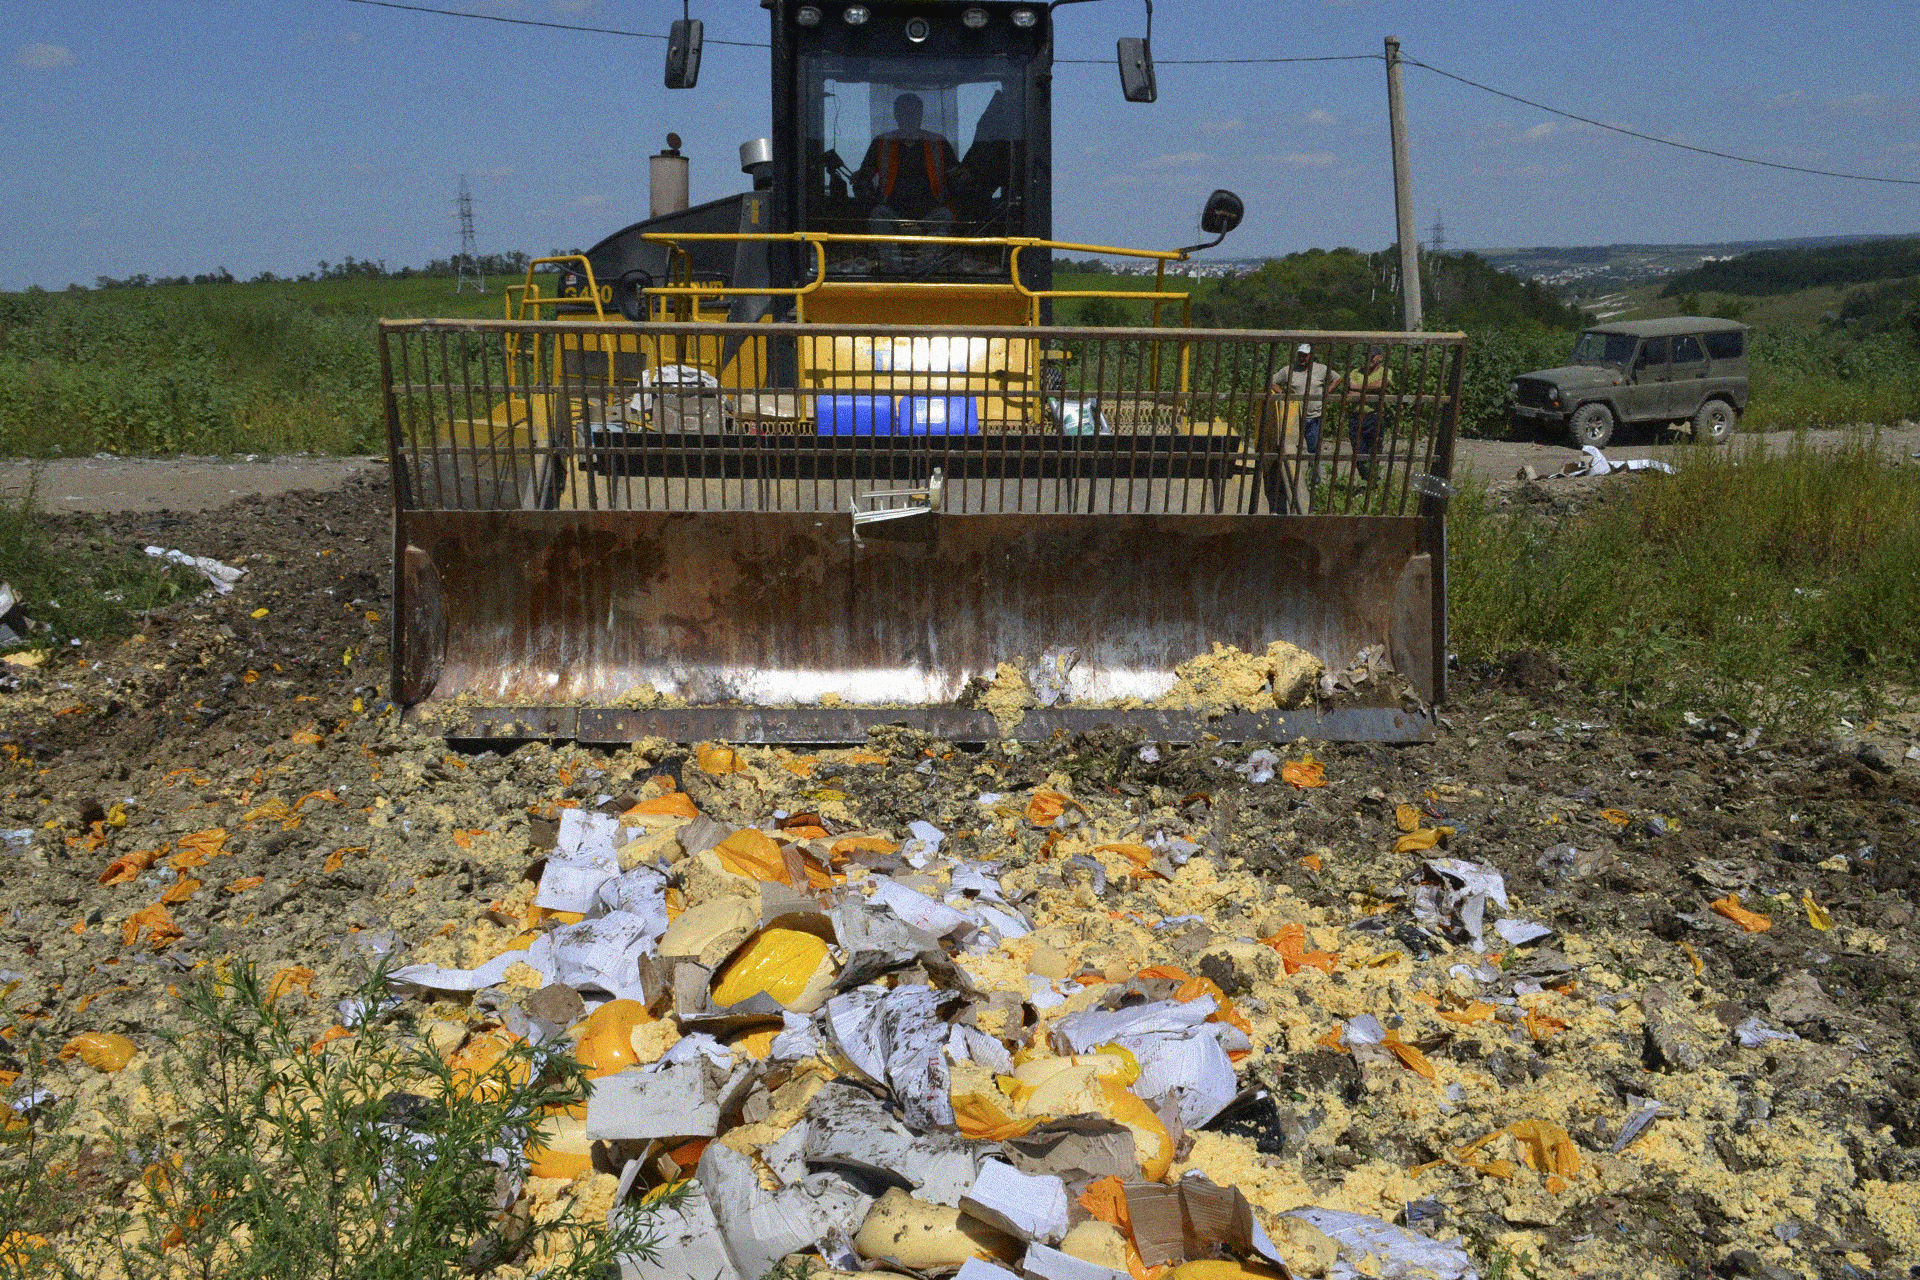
801,52,1028,278
1571,330,1638,367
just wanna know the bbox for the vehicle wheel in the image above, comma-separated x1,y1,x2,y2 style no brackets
1569,403,1614,449
1692,399,1737,446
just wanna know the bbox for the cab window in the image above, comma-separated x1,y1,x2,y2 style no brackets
801,52,1027,277
1635,337,1670,370
1671,335,1705,364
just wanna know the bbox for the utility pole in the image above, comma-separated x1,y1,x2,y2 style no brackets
454,175,485,294
1384,36,1421,330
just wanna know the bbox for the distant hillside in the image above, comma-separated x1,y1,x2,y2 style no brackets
1661,237,1920,298
1478,234,1913,298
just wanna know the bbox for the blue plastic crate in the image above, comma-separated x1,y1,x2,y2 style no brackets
817,394,896,436
901,395,980,436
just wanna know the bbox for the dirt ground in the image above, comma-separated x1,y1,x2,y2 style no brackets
3,466,1919,1279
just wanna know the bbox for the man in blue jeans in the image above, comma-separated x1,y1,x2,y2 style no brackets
1336,345,1393,478
1263,342,1331,512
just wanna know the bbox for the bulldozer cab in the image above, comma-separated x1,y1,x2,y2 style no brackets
379,1,1466,745
781,10,1048,287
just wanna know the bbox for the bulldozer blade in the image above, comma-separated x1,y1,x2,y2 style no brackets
394,509,1440,743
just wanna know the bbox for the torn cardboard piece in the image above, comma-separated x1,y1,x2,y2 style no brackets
802,1081,981,1207
957,1259,1024,1280
865,875,978,942
595,865,671,935
538,808,623,913
1285,1207,1473,1280
1003,1117,1138,1185
1023,1243,1130,1280
960,1159,1070,1244
585,1054,754,1141
699,1140,873,1280
614,1183,744,1280
1411,859,1510,949
826,984,957,1132
1128,1027,1241,1134
545,912,668,1002
1122,1177,1291,1272
1051,999,1216,1052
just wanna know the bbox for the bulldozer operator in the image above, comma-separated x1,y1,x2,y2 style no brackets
854,92,965,235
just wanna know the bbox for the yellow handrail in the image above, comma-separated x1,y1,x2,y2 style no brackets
634,240,833,324
506,256,608,322
634,232,1192,328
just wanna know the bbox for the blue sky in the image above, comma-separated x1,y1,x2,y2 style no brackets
4,0,1917,290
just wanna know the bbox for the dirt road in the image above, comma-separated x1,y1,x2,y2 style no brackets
4,424,1915,514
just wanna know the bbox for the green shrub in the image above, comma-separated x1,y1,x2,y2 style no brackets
1,965,668,1279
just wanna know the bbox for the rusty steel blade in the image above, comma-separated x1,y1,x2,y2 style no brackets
394,510,1438,739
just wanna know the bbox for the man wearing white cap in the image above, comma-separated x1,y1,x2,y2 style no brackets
1261,342,1332,511
1274,342,1331,457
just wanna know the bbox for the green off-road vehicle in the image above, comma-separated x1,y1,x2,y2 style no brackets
1509,316,1750,447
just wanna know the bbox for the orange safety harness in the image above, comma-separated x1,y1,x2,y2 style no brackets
877,137,946,202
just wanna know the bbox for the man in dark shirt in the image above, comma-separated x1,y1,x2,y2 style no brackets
856,93,960,232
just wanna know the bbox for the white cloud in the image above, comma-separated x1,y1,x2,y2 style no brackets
1280,152,1335,167
1838,92,1887,115
573,193,608,207
1137,150,1212,170
1514,163,1546,177
15,42,72,69
469,165,517,178
1769,89,1807,109
1522,121,1559,142
1198,118,1243,136
1305,109,1337,126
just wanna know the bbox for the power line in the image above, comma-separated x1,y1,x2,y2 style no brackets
340,0,766,47
1402,54,1920,188
340,3,1374,62
1056,54,1380,65
331,4,1920,189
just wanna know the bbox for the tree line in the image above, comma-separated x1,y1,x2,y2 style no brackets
89,251,545,291
1069,247,1586,331
1662,237,1920,298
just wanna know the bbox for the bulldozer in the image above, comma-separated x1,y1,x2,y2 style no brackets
379,0,1465,745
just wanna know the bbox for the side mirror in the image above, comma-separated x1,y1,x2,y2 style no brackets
1117,0,1155,102
1200,189,1244,237
666,18,703,89
1174,189,1245,255
1117,37,1156,103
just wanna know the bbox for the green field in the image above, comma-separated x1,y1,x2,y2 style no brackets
2,256,1917,459
0,277,508,458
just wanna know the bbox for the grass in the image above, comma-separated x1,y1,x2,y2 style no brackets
1448,431,1920,728
1,964,665,1280
0,280,504,459
5,270,1917,456
0,474,201,645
